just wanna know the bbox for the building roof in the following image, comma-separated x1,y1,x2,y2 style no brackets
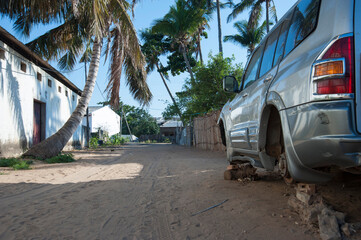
0,26,82,95
160,120,183,128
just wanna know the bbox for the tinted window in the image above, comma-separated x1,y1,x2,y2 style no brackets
284,0,320,57
273,17,291,66
259,27,280,77
242,46,263,89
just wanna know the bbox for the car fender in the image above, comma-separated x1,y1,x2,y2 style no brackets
265,92,331,182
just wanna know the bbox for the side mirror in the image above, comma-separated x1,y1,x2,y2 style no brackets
223,76,239,93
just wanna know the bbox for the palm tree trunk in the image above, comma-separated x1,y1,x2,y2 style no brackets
216,0,223,54
23,38,103,159
197,32,203,65
180,44,195,80
156,63,183,123
266,0,270,33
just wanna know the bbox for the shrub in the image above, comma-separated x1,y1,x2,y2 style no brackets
90,137,99,149
44,153,75,164
12,161,30,170
0,158,19,167
0,158,31,170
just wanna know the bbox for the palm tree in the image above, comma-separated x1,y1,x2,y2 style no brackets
0,0,151,159
189,0,223,55
152,0,208,80
227,0,277,33
140,29,184,123
224,20,267,57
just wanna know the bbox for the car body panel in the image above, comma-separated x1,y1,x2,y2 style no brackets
355,0,361,133
219,0,361,183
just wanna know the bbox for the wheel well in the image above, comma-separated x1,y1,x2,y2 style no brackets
259,106,283,159
219,120,226,146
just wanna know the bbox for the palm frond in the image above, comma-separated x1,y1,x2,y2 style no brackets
26,18,84,61
248,1,262,29
227,0,255,23
106,26,125,108
0,0,69,36
270,0,278,23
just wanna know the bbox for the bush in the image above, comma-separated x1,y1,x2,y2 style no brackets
163,138,171,143
44,154,75,164
0,158,19,167
90,137,99,149
0,158,31,170
12,161,30,170
110,135,130,145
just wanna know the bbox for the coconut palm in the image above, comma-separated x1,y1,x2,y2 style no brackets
0,0,151,159
190,0,232,55
227,0,277,33
140,29,184,123
224,20,267,57
152,0,208,80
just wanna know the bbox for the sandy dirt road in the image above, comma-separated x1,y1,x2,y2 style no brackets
0,143,358,239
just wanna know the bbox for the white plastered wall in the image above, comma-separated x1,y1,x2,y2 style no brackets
0,40,83,157
90,106,120,137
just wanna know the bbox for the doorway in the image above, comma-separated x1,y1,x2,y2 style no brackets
33,100,45,145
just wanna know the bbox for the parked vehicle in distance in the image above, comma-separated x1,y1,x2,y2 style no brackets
218,0,361,183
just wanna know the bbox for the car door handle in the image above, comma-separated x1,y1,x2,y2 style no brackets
242,93,248,98
264,75,273,83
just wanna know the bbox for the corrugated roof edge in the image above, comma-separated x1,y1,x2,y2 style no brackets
0,26,82,96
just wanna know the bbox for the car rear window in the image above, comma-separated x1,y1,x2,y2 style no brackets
259,26,281,77
284,0,321,57
273,16,291,67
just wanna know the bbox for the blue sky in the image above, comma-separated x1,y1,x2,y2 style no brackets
1,0,297,117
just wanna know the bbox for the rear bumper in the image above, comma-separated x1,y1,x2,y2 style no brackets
282,100,361,182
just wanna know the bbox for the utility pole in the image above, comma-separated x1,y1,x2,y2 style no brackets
119,103,123,137
85,61,90,148
122,108,132,141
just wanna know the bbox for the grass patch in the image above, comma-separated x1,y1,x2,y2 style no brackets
44,153,75,164
0,158,32,170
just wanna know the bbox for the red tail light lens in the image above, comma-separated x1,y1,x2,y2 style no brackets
315,36,354,94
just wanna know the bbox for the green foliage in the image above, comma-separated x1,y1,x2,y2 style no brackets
122,108,160,137
0,158,32,170
224,20,268,56
163,138,171,143
109,135,128,145
0,158,19,167
162,53,244,123
90,137,99,149
44,154,75,164
12,161,31,170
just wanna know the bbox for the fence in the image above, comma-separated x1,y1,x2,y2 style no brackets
193,110,226,152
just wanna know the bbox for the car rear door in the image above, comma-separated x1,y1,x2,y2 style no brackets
245,24,283,150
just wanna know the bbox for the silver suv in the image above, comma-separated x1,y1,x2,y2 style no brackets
218,0,361,183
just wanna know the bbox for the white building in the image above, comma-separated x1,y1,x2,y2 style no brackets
85,106,120,137
0,26,84,157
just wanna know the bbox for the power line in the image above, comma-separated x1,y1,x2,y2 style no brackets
96,81,106,101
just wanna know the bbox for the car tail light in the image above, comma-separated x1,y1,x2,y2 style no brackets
313,36,354,94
